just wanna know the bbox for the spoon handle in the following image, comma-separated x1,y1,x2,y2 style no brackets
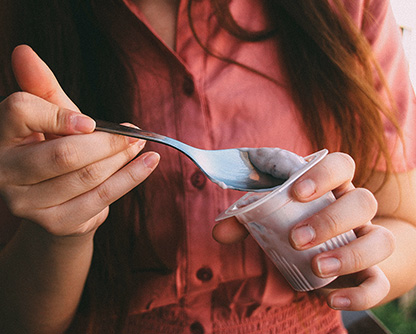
94,119,166,142
94,119,198,157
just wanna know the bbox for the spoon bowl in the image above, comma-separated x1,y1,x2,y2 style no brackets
95,120,285,192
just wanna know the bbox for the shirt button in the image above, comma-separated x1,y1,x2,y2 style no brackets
183,76,195,96
196,267,213,282
190,171,206,189
190,321,205,334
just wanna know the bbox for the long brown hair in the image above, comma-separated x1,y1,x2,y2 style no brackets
0,0,402,332
191,0,402,185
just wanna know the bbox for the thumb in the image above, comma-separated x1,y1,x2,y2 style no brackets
212,217,249,244
11,44,79,111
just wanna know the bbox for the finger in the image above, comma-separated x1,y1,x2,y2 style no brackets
4,141,145,212
326,266,390,311
32,152,160,236
2,130,142,185
12,45,79,111
0,93,95,140
311,225,395,278
212,217,249,244
290,188,377,249
292,152,356,201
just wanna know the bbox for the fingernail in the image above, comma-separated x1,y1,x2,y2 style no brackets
330,296,351,310
317,257,341,277
73,115,96,133
291,225,315,248
143,153,160,169
293,179,316,198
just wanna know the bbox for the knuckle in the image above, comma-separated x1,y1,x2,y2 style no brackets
349,247,365,271
376,225,396,255
3,189,29,218
54,107,76,133
126,169,142,185
39,216,58,234
96,183,112,205
107,136,123,154
313,153,355,189
52,142,80,170
47,104,65,129
353,188,378,220
3,92,29,119
337,153,356,174
37,209,66,236
77,163,103,186
7,198,28,218
42,220,64,236
125,164,144,183
109,135,131,154
355,188,378,215
7,91,29,105
125,143,141,159
314,209,340,237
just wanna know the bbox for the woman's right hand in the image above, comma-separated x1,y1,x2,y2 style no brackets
0,45,160,237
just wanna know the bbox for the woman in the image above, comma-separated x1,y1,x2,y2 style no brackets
0,0,415,333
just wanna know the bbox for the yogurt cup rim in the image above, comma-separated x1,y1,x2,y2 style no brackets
215,149,328,221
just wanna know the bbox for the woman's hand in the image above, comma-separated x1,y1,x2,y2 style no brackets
0,45,160,237
213,152,395,311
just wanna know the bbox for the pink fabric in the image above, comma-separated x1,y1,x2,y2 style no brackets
124,294,345,334
1,0,415,332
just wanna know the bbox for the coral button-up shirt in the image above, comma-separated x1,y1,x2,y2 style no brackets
1,0,415,333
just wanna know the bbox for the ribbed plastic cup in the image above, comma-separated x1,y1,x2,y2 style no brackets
216,149,356,291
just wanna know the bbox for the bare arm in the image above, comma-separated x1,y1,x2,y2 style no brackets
366,169,416,304
0,222,94,333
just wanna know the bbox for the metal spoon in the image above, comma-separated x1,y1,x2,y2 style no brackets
95,120,285,192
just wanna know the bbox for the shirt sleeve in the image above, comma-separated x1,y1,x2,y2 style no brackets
363,0,416,171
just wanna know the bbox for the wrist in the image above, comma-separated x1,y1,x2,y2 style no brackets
18,220,96,249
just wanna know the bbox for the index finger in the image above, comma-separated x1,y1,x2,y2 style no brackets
0,93,95,140
292,152,356,201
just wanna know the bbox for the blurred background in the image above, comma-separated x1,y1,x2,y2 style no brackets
370,2,416,333
391,0,416,87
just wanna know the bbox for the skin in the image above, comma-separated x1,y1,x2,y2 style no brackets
214,158,416,310
0,0,415,332
132,0,180,49
0,46,160,333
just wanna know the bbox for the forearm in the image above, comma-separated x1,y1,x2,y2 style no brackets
0,220,94,334
374,217,416,305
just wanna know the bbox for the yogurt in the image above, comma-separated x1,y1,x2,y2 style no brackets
237,148,307,206
247,147,307,179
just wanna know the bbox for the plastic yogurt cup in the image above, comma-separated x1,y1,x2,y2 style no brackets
216,149,357,291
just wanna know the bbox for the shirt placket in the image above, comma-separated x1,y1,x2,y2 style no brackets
169,70,220,296
173,2,223,332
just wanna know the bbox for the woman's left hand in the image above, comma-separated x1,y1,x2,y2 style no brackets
213,152,395,311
